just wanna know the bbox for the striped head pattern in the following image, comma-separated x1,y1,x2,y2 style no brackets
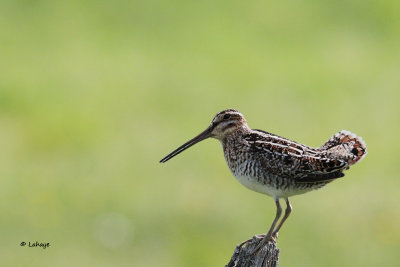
210,109,248,139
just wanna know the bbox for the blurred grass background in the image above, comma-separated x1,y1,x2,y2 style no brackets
1,0,400,266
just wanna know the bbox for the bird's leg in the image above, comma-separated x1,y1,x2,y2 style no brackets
252,199,282,253
272,198,292,238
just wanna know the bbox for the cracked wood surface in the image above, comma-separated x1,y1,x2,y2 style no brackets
225,236,279,267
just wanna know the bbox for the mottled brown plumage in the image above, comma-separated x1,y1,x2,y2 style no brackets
160,109,367,251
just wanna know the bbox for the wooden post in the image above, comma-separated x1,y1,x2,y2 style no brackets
225,236,279,267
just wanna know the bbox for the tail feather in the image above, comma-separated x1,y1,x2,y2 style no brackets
321,130,367,166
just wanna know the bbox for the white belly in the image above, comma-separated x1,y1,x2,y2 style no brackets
234,174,280,198
233,174,315,199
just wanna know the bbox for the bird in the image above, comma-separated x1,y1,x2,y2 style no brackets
160,109,367,251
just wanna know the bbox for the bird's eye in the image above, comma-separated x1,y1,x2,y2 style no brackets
223,114,230,120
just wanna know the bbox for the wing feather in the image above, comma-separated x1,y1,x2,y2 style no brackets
243,130,348,181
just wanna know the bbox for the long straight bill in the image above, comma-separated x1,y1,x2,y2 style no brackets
160,126,212,163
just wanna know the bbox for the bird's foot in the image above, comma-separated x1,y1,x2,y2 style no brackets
272,231,279,240
253,234,266,240
237,234,265,248
250,233,275,255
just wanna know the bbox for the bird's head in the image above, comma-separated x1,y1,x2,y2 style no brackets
160,109,248,163
209,109,247,139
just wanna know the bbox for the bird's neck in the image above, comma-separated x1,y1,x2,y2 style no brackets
221,126,251,147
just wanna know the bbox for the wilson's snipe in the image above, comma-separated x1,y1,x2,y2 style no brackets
160,109,367,250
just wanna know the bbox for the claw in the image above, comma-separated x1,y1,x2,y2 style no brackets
237,234,265,248
250,233,274,255
272,232,279,240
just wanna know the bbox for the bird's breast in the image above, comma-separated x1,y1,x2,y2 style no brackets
224,152,284,197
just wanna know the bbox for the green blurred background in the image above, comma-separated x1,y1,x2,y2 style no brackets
1,0,399,266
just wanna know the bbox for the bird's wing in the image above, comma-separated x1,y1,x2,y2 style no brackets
294,170,345,183
243,130,348,181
